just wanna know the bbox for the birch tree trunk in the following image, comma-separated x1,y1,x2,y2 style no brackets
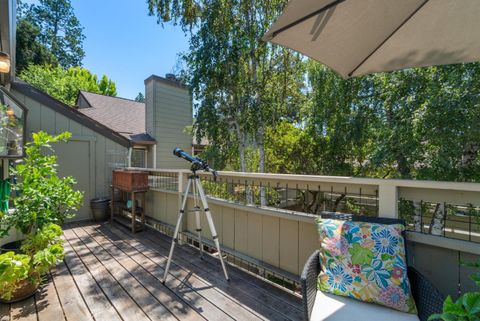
257,125,267,206
232,120,246,172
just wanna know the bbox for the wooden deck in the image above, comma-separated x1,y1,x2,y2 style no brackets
0,221,303,321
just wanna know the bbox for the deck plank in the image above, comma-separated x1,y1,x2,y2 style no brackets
147,227,303,310
63,228,152,321
93,224,263,321
77,224,206,321
103,223,296,320
0,303,9,321
35,273,66,321
51,260,94,321
1,221,303,321
84,224,234,321
143,228,304,319
62,235,122,321
67,226,178,321
10,296,36,321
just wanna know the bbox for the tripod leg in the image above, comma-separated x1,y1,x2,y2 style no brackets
195,178,230,281
192,181,204,258
163,178,192,284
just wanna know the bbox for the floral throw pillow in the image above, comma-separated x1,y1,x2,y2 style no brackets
316,218,417,314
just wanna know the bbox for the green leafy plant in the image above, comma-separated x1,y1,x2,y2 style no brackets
0,223,64,301
0,252,30,301
429,258,480,321
21,223,64,277
0,131,83,237
0,131,81,301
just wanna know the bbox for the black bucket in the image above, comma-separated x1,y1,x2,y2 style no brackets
0,240,24,254
90,197,110,221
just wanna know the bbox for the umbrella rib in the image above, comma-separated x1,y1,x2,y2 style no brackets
347,0,430,77
270,0,347,39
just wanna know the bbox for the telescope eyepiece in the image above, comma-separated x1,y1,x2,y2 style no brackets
173,147,183,158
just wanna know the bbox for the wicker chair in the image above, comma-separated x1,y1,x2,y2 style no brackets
301,213,445,321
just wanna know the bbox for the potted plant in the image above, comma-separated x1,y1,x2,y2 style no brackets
0,131,83,302
0,223,64,302
429,258,480,321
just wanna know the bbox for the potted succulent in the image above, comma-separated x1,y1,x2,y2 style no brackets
0,131,83,302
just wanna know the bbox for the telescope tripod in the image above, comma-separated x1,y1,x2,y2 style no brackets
162,173,229,284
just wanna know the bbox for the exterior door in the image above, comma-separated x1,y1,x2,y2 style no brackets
55,139,93,221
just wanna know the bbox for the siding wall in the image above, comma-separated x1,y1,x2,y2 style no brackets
11,89,128,220
145,77,192,169
146,186,479,299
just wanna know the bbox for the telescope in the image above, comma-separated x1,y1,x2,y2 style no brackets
164,148,229,283
173,148,217,177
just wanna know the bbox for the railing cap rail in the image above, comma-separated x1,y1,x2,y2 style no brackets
127,167,480,192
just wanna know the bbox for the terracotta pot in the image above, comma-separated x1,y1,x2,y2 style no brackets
0,279,39,304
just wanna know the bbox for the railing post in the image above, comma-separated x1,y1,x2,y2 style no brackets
177,171,188,244
378,183,398,218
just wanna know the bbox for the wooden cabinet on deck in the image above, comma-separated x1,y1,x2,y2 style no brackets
111,170,149,233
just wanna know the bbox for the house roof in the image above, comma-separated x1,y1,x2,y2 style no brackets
76,91,155,144
11,81,132,148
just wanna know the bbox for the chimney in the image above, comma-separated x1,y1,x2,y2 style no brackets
145,75,192,169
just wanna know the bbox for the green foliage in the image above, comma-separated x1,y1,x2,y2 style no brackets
202,179,280,207
429,258,480,321
15,19,58,73
19,0,85,68
149,0,305,173
399,198,415,225
0,131,71,300
0,224,64,301
304,62,480,181
98,75,117,97
149,1,480,183
0,252,30,301
135,92,145,103
24,223,64,277
264,121,316,174
0,131,83,237
19,65,117,106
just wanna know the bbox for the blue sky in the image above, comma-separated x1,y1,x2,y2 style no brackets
72,0,189,99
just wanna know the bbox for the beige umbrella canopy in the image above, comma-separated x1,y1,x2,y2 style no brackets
264,0,480,78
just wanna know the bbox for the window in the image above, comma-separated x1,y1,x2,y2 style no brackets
0,88,26,158
131,148,146,168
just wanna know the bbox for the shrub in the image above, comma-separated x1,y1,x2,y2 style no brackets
0,131,83,236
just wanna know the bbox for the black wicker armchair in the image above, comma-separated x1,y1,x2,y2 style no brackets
301,213,445,321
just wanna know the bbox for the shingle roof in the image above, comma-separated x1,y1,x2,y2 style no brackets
12,81,131,147
77,91,154,143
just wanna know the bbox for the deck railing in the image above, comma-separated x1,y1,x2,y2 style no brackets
127,167,480,297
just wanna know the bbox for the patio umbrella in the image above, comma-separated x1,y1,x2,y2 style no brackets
263,0,480,78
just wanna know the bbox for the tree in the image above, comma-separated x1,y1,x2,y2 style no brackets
148,0,305,174
135,92,145,102
15,19,58,73
19,0,85,68
19,65,117,106
98,75,117,97
305,62,480,181
305,62,380,177
149,2,480,183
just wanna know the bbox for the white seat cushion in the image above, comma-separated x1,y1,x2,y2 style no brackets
311,291,420,321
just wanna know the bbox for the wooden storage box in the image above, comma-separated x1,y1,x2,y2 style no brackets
112,170,149,191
